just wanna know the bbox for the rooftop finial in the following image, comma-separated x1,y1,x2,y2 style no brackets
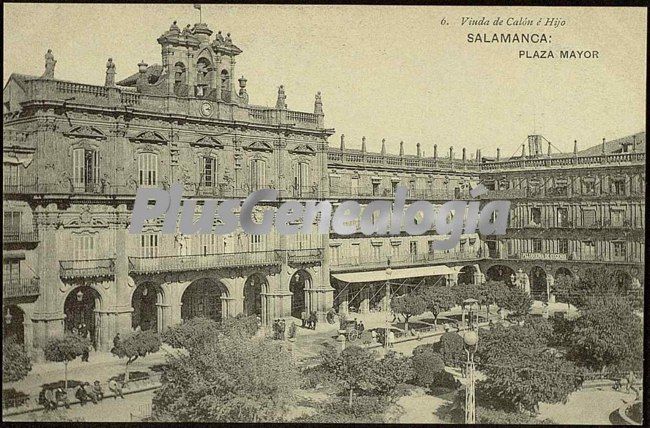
434,144,438,159
573,139,578,155
602,137,606,154
340,134,345,151
632,135,637,152
276,85,287,110
399,141,404,156
314,91,323,115
41,49,56,79
381,138,386,155
417,142,421,157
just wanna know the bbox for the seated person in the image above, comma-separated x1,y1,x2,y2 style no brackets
92,380,104,401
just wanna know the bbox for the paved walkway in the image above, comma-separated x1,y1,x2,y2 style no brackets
537,387,636,425
395,387,449,423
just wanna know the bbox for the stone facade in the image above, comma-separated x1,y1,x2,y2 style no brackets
2,23,644,351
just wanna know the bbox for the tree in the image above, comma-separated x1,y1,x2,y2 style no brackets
411,343,445,387
566,296,643,375
111,330,161,383
494,285,533,320
161,317,220,353
390,293,427,331
372,350,413,396
478,280,508,314
321,345,377,408
436,332,465,368
476,323,579,414
420,286,456,325
43,333,90,389
152,331,299,422
553,267,642,310
2,342,32,382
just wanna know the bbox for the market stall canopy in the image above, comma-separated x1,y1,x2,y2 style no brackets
332,265,456,284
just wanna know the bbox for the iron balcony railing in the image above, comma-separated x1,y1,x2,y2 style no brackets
3,278,40,299
60,258,115,279
328,187,469,200
129,250,281,274
331,251,484,270
2,229,39,244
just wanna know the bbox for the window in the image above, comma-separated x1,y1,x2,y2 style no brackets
582,209,596,227
372,182,380,196
409,241,418,261
3,164,21,189
198,234,218,255
558,239,568,254
556,208,569,227
140,234,158,258
351,177,359,196
582,180,595,195
613,242,627,258
249,234,265,252
391,181,399,195
530,207,541,226
294,162,310,197
532,239,542,252
250,159,266,191
459,239,466,253
73,148,100,192
372,244,382,260
612,179,625,196
610,208,625,227
4,211,21,238
330,246,340,265
138,153,158,186
3,259,20,283
581,240,595,259
391,243,400,259
428,240,435,255
74,234,96,260
200,156,216,187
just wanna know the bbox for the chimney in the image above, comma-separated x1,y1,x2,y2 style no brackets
573,140,578,155
417,142,421,157
340,134,345,151
361,136,366,153
433,144,438,159
496,147,501,161
399,141,404,156
462,147,466,162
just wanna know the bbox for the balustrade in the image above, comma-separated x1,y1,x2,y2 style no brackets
3,278,40,299
60,258,115,279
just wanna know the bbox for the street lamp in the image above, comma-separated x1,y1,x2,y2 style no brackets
462,298,479,331
463,330,479,424
384,260,392,348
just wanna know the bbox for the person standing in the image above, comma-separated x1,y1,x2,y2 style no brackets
279,319,286,340
301,310,307,328
387,330,395,348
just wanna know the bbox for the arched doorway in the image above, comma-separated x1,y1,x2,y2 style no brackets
244,273,267,317
555,267,573,280
486,265,515,285
3,305,25,345
181,278,227,322
458,265,477,285
290,270,311,318
530,266,547,302
132,283,162,331
64,286,101,349
613,270,633,288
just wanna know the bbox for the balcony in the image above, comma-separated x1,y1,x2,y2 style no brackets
328,187,463,201
3,278,40,299
129,251,280,274
3,229,39,244
331,251,483,271
60,258,115,279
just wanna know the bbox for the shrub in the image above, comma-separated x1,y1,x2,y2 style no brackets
437,332,465,368
300,365,335,389
411,344,445,387
2,342,32,382
296,396,391,423
2,388,30,409
430,370,457,390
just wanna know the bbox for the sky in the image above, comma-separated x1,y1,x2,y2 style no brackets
3,4,646,158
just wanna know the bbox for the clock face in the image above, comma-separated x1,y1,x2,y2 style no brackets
200,102,213,117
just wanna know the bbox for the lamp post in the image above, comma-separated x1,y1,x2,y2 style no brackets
384,261,392,349
464,330,479,424
462,298,479,331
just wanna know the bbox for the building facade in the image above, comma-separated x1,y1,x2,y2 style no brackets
2,22,645,352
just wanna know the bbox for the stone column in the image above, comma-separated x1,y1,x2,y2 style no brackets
338,287,349,315
113,225,132,335
381,282,391,312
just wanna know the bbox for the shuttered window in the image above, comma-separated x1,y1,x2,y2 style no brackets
138,153,158,186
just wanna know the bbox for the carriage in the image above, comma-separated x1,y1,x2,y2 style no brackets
342,319,362,341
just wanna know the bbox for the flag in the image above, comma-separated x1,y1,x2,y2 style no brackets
193,4,201,10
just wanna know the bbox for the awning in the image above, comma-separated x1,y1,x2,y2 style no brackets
333,265,456,283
